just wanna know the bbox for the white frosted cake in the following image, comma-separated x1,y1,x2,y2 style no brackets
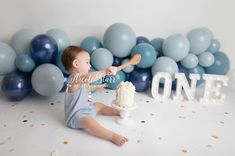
114,81,136,108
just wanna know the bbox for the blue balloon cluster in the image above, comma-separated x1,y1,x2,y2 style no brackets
0,24,231,101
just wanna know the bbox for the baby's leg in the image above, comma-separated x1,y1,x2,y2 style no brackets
94,102,120,116
80,117,128,146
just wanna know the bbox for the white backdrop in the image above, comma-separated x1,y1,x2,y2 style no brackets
0,0,235,88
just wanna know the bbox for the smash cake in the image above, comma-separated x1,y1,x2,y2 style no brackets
113,81,136,108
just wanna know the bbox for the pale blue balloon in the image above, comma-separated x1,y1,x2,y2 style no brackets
91,48,113,70
198,52,215,67
15,54,35,72
31,64,64,96
206,51,230,75
11,29,38,54
121,59,134,73
151,56,179,78
162,34,190,61
47,28,71,52
180,53,198,69
131,43,157,68
151,38,164,52
103,23,136,58
80,36,103,54
206,39,220,53
187,27,213,54
0,42,16,75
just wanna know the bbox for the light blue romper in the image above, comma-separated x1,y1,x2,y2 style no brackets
64,75,96,129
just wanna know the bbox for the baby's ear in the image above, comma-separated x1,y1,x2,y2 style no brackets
72,59,79,68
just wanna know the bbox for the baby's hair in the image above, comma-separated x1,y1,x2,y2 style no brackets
61,46,86,71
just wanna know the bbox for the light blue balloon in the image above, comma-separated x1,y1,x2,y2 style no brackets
162,34,190,61
131,43,157,68
46,28,71,52
121,59,134,73
105,71,126,89
198,52,215,67
103,23,136,58
15,54,35,72
11,29,38,55
80,36,103,54
0,42,16,75
187,27,213,54
151,56,179,78
206,39,220,53
31,64,64,96
180,53,198,69
151,38,164,52
91,48,113,70
188,65,205,86
55,50,70,75
206,51,230,75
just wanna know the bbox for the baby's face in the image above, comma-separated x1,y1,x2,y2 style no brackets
73,51,91,74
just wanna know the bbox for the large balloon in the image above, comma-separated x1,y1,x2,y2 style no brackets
112,57,123,66
103,23,136,58
205,51,230,75
206,38,220,53
131,43,157,68
198,52,215,67
151,57,179,79
162,34,190,62
187,27,213,54
188,65,205,86
172,63,190,90
1,71,32,101
11,29,38,55
136,36,150,45
91,48,113,70
46,28,71,52
151,38,164,53
180,53,198,69
15,54,35,72
0,42,16,75
129,67,152,92
80,36,103,54
105,70,126,89
30,34,58,65
31,64,64,96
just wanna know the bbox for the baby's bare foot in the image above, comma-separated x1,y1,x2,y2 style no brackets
111,133,128,146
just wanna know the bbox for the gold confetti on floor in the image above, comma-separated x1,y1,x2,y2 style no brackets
63,141,68,144
158,137,162,140
150,113,155,116
140,120,146,123
180,105,185,108
224,112,229,115
212,135,219,139
181,149,188,153
219,121,224,124
207,144,213,148
40,124,46,126
192,111,196,114
29,111,34,114
8,149,14,152
29,124,34,127
7,137,11,140
22,115,27,118
0,141,6,145
137,139,144,143
178,116,186,119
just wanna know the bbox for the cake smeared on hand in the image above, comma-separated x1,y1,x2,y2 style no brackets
114,81,135,108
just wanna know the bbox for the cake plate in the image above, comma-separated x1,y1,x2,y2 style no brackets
111,100,138,126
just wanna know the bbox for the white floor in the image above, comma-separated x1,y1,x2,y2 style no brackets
0,87,235,156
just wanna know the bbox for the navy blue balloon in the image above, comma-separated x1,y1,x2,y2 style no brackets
1,71,32,101
30,34,58,65
129,67,152,92
60,76,68,92
112,57,123,66
136,36,150,45
172,64,190,90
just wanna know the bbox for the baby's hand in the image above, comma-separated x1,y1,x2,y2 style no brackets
105,66,118,75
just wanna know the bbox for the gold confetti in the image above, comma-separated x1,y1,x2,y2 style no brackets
29,111,34,114
178,116,186,119
29,124,34,127
192,111,196,114
140,120,146,123
0,141,6,145
158,137,162,140
212,135,219,139
8,149,14,152
40,124,46,126
181,149,187,153
224,112,229,115
137,139,144,143
63,141,68,144
22,115,27,118
180,105,185,108
219,121,224,124
207,144,213,148
50,103,54,105
3,124,7,127
22,120,28,123
7,137,11,140
150,113,155,116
